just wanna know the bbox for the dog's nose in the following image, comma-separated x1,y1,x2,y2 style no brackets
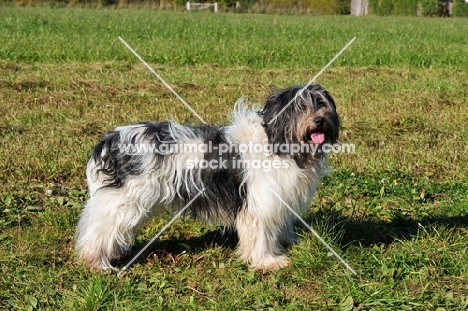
313,117,324,127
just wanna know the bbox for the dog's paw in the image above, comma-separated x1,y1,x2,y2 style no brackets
251,255,289,271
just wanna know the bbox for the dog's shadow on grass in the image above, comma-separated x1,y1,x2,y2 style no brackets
115,212,468,270
114,228,239,270
302,210,468,248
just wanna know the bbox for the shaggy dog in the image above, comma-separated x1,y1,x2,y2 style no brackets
75,84,340,271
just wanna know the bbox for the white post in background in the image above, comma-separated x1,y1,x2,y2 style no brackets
350,0,368,16
186,2,217,12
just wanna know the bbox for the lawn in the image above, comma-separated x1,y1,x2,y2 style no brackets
1,6,468,310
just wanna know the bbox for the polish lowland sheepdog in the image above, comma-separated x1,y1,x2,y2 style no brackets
75,84,340,271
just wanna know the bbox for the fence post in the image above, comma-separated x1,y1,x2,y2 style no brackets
186,1,190,11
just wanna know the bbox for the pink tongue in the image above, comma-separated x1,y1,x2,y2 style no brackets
311,132,325,144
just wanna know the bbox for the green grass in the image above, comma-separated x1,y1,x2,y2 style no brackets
1,7,468,69
1,7,468,310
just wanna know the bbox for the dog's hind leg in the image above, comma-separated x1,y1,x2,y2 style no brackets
75,189,144,271
75,174,165,271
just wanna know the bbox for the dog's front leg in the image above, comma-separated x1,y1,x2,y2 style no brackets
235,206,289,271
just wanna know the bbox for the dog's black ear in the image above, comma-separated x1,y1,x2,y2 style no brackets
261,86,300,121
260,86,303,146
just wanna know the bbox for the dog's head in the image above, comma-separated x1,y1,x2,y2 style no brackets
259,84,340,164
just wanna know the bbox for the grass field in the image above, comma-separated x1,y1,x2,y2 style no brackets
1,6,468,310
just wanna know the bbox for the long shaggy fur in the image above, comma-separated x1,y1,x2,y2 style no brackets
75,84,340,271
